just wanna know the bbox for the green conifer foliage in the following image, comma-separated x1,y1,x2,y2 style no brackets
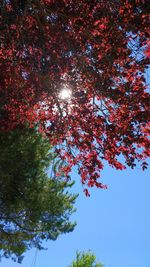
0,128,77,262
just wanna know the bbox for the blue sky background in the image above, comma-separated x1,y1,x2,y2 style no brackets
1,162,150,267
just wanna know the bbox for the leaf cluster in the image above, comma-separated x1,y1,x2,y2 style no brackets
0,0,149,192
69,251,103,267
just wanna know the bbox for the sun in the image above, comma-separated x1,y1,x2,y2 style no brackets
59,87,72,100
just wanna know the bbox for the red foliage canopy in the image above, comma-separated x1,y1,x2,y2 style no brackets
0,0,150,192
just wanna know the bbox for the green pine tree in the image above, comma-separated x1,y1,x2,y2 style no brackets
0,127,77,262
69,251,103,267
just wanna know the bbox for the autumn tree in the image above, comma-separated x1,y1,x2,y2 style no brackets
0,127,77,262
0,0,149,193
69,251,103,267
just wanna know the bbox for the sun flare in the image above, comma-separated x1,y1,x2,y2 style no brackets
59,87,72,100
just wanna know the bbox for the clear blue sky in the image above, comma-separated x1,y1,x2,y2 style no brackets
1,163,150,267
